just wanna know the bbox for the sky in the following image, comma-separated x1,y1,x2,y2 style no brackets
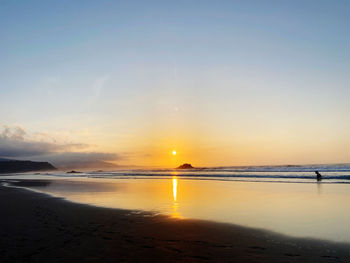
0,0,349,168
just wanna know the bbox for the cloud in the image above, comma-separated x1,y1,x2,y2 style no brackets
32,152,121,169
1,125,26,140
0,126,121,169
48,152,118,162
0,126,88,157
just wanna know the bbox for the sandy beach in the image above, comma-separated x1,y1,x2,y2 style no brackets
1,182,349,263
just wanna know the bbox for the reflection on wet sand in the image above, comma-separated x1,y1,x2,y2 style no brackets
172,176,181,218
172,176,178,202
9,180,52,187
9,176,350,243
317,182,323,195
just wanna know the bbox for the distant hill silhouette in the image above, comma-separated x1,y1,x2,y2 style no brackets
55,160,118,170
0,159,56,173
176,163,194,169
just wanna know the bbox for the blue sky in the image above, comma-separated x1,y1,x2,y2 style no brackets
1,1,349,167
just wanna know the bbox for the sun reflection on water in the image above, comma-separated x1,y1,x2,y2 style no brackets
172,176,177,202
171,176,182,218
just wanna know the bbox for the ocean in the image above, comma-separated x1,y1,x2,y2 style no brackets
2,163,350,243
48,163,350,183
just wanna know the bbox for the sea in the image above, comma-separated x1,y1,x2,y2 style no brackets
46,163,350,183
2,163,350,243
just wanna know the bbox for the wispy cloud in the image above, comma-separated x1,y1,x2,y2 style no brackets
92,74,110,98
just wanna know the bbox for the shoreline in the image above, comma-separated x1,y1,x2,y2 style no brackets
0,184,349,262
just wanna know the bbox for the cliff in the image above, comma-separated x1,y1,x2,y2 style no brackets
0,160,56,173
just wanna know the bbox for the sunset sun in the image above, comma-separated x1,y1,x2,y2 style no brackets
172,150,177,156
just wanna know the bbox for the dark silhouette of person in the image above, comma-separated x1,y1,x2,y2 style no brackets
315,171,322,181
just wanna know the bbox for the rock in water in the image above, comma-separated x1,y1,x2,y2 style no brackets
176,163,194,169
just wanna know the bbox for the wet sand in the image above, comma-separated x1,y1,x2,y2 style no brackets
0,183,349,262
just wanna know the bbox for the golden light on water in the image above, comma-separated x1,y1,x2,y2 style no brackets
171,176,182,218
172,176,178,202
30,177,350,242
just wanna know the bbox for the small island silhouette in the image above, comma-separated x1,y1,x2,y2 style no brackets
176,163,194,169
66,170,82,174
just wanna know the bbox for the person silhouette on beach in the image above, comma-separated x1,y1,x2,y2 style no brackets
315,171,322,181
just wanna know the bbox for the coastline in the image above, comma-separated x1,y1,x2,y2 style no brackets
0,184,349,262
